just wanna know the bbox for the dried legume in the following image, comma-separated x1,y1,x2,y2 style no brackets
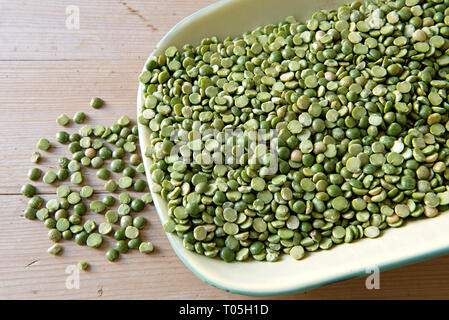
140,0,449,262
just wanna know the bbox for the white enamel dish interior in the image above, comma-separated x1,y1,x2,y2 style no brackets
137,0,449,296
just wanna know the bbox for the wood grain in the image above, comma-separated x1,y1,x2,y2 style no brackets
1,0,449,299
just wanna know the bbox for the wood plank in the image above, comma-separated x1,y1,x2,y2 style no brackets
0,59,148,194
3,193,449,299
0,0,216,61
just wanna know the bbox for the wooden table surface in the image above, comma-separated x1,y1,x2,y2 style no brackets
1,0,449,300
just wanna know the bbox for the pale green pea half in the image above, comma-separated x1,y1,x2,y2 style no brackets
80,186,94,198
86,233,103,248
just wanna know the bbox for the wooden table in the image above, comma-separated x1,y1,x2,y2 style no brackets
1,0,449,300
